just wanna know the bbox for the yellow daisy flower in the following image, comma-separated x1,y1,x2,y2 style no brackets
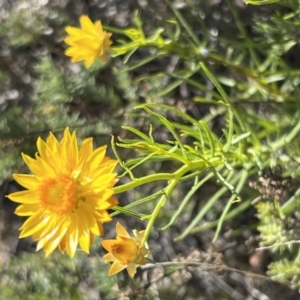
64,15,112,67
7,128,118,257
102,222,149,278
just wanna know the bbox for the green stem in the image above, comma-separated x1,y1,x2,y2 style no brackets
113,158,222,244
164,0,201,47
161,171,216,230
113,173,174,194
114,159,215,195
281,186,300,215
142,164,193,244
270,120,300,149
213,168,248,241
190,198,253,233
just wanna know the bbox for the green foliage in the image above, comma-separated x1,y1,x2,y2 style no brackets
32,58,79,127
246,0,297,7
2,0,300,297
109,0,300,291
0,0,66,47
268,259,300,290
0,56,83,182
0,250,118,300
113,101,251,242
256,195,300,290
257,202,293,252
110,2,300,251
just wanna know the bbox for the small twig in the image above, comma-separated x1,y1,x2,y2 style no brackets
256,240,300,250
140,260,291,286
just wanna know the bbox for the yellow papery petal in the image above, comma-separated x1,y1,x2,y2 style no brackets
22,154,56,178
8,190,38,204
77,206,101,235
94,21,104,34
46,132,61,153
85,56,95,67
79,230,90,253
127,264,138,278
20,213,50,238
7,128,118,257
59,235,67,253
42,224,69,257
13,174,39,191
116,222,130,238
91,174,118,191
36,137,50,160
94,210,112,223
103,252,115,262
15,203,40,216
79,137,93,159
65,26,88,37
36,215,62,239
109,261,126,276
101,223,149,278
86,145,107,170
102,239,116,252
80,15,98,34
61,129,78,172
66,228,78,258
64,15,112,68
77,215,91,253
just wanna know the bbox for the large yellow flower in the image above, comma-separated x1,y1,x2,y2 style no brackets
102,222,149,278
64,15,112,67
7,128,118,257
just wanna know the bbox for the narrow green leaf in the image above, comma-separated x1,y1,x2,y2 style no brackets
111,206,146,219
135,105,187,160
162,171,215,230
214,169,248,241
122,126,153,143
175,171,239,241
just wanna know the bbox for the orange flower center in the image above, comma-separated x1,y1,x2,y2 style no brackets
112,239,139,264
39,174,77,215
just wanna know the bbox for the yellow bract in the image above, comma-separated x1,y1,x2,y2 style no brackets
7,128,118,258
102,222,149,278
64,15,112,67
